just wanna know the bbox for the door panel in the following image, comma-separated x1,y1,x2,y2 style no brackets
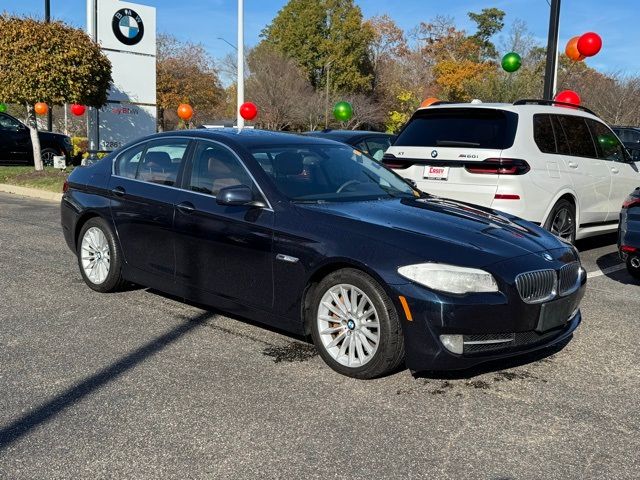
173,140,274,310
108,138,191,280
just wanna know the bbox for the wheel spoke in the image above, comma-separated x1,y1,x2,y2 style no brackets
358,332,373,354
355,334,366,362
320,326,344,335
340,286,352,312
337,334,349,359
362,321,380,330
361,328,378,343
322,301,348,320
347,335,355,366
326,331,346,349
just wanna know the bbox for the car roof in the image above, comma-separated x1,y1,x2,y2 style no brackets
416,102,602,121
305,130,392,140
152,128,342,148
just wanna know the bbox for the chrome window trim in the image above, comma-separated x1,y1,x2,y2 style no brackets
110,135,274,212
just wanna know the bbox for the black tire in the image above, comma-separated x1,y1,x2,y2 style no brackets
544,199,576,244
41,148,58,167
76,217,126,293
309,268,405,379
627,255,640,280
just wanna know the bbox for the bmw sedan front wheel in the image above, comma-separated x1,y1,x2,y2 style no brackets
310,268,405,379
77,217,126,293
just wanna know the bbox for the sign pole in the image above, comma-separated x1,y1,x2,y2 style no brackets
86,0,99,163
237,0,244,130
45,0,53,132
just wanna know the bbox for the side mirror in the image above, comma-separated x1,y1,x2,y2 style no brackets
216,184,266,208
404,177,417,188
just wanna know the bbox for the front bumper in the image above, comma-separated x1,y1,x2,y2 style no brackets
389,255,586,373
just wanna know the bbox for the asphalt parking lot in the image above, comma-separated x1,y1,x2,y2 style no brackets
0,192,638,479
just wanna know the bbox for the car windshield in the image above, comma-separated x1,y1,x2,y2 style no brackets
250,144,416,202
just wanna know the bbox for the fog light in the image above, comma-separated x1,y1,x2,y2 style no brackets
440,334,463,354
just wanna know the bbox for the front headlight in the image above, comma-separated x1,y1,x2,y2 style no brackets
397,263,499,294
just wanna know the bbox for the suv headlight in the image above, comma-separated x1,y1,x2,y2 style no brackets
397,263,499,294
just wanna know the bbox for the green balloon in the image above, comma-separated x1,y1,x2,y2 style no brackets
333,101,353,122
501,52,522,73
0,103,6,113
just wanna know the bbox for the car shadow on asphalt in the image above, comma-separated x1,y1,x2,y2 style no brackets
414,337,571,381
0,310,215,451
575,233,617,252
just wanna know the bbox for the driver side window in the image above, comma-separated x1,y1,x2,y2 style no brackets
187,141,253,196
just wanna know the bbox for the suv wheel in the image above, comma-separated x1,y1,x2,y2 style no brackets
310,268,405,379
41,148,58,167
545,199,576,244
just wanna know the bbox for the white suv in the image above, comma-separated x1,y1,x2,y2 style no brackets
384,100,640,242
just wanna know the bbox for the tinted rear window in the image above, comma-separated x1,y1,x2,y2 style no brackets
394,108,518,149
556,115,597,158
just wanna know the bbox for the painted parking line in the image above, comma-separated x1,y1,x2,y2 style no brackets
586,263,626,279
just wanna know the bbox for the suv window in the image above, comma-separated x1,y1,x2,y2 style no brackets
587,119,626,162
394,108,518,149
556,115,596,158
533,114,557,154
0,113,24,131
136,139,189,186
186,141,253,196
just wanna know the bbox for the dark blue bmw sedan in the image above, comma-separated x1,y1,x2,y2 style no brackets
61,129,586,379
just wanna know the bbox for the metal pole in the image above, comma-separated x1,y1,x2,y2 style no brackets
236,0,244,130
324,62,331,129
45,0,53,132
543,0,561,100
86,0,99,162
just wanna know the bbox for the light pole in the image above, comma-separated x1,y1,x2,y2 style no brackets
543,0,561,100
237,0,244,130
217,37,237,51
45,0,52,132
324,60,332,130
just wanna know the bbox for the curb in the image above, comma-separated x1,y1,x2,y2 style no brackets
0,183,62,202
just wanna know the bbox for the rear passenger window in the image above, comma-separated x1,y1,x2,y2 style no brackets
587,119,626,162
556,115,596,158
533,114,556,153
187,141,253,196
115,143,146,178
136,140,189,186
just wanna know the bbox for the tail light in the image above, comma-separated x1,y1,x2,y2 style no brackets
465,158,530,175
63,180,69,193
622,195,640,209
621,245,637,253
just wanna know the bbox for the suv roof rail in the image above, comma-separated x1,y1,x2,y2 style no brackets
513,99,598,116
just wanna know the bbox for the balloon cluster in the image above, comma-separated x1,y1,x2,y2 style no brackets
565,32,602,61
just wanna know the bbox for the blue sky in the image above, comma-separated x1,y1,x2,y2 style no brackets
4,0,639,75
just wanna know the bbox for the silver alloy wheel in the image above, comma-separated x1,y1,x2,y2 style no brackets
317,283,380,368
41,150,55,166
80,227,111,285
550,207,574,241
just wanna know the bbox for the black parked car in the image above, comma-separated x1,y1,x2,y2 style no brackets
304,130,395,161
61,129,585,379
0,112,72,166
612,126,640,147
619,187,640,279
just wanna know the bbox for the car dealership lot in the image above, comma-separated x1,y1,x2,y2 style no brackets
0,192,638,479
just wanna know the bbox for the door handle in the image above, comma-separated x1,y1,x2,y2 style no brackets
568,162,578,169
111,186,125,197
176,201,196,214
611,167,620,174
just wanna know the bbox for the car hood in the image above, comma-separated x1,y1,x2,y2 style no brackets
297,196,567,267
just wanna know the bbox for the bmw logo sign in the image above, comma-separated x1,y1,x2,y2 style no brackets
112,8,144,46
542,253,553,262
430,150,438,159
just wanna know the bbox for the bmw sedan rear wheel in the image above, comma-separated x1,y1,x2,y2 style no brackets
310,268,405,379
77,217,125,293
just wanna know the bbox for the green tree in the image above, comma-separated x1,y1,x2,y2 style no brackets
0,15,111,170
468,8,505,59
261,0,374,93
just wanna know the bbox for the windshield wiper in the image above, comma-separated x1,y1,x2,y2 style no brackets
436,140,481,147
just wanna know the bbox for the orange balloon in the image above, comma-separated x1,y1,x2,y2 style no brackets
177,103,193,121
34,102,48,115
565,36,585,61
420,97,439,108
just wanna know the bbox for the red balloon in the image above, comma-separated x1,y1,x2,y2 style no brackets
239,102,258,121
577,32,602,57
554,90,581,106
177,103,193,121
34,102,48,115
70,104,86,116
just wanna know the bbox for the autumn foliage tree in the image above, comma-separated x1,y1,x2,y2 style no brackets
0,15,111,170
156,34,224,130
